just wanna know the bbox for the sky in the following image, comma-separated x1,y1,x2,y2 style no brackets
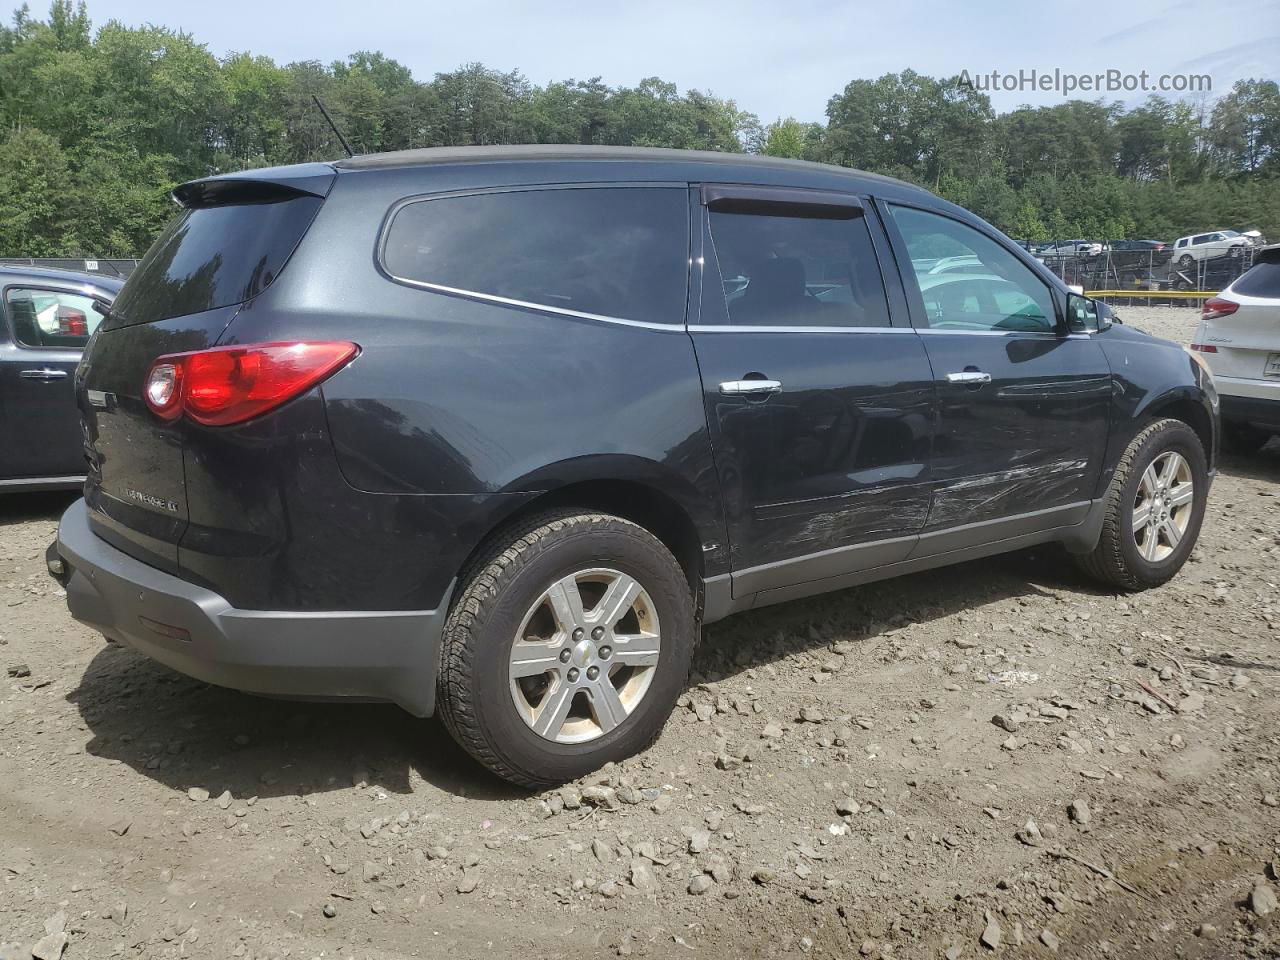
41,0,1280,122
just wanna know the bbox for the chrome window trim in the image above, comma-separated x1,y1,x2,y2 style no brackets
687,324,911,334
913,327,1081,338
685,324,1088,338
382,274,687,332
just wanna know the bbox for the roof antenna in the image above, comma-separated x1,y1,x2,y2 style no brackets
313,95,355,158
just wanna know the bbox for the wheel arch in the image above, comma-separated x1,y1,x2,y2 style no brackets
456,457,724,618
1140,389,1217,472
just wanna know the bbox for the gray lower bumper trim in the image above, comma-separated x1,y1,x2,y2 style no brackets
55,499,450,716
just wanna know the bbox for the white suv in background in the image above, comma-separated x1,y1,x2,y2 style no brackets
1172,230,1250,270
1192,244,1280,452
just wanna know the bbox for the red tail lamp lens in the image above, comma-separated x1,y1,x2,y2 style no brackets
144,342,358,426
1201,297,1238,321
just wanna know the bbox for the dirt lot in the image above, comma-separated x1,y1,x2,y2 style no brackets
2,306,1278,960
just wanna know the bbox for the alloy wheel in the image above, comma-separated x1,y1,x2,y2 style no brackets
508,568,661,744
1132,450,1194,563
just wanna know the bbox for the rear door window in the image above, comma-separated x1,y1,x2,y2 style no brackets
381,187,689,325
704,200,890,328
109,191,323,328
5,287,102,348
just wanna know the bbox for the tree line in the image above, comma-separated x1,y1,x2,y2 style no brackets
2,1,1278,257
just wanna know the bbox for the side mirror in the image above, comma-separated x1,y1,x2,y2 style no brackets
1066,292,1111,333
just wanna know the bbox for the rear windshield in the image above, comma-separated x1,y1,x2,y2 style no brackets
1233,261,1280,298
108,193,322,327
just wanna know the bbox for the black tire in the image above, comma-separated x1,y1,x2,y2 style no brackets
437,511,695,789
1178,254,1194,270
1075,418,1208,591
1222,420,1271,455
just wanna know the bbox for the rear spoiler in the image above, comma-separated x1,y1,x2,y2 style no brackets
172,164,336,209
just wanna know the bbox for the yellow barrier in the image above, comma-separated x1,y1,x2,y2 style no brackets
1086,289,1220,299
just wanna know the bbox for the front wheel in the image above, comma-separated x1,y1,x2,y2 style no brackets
437,511,695,788
1075,418,1208,591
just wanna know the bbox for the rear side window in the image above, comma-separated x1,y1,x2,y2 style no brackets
381,187,689,325
6,287,102,348
1232,261,1280,298
109,192,323,328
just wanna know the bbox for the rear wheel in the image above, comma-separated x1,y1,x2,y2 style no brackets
1222,420,1271,455
437,511,694,788
1075,419,1208,591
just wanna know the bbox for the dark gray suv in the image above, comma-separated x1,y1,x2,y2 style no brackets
51,146,1217,787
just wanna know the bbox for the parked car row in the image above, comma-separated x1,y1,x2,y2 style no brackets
1031,230,1266,271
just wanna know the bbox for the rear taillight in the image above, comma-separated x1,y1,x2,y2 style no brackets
1189,343,1217,353
1201,297,1238,320
144,342,358,426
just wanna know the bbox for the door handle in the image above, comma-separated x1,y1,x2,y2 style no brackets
946,370,991,385
719,379,782,397
19,368,69,381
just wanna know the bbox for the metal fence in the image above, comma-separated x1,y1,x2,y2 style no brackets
0,257,140,279
1025,243,1262,308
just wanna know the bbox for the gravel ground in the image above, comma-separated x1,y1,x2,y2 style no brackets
2,307,1279,960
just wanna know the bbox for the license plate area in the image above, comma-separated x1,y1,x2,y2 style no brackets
1265,353,1280,379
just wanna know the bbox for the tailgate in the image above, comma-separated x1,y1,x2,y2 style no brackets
78,172,330,572
80,306,241,570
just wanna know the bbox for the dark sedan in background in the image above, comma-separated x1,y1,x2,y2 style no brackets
0,264,122,491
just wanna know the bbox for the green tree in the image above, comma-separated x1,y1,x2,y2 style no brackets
762,117,808,158
0,128,79,254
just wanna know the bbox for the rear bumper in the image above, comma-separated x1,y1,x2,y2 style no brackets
1220,391,1280,431
1,474,85,493
52,499,450,716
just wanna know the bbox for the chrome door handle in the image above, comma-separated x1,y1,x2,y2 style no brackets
19,368,69,381
946,371,991,384
719,379,782,396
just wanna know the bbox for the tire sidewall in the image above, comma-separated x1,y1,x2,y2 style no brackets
463,521,693,783
1114,422,1208,585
